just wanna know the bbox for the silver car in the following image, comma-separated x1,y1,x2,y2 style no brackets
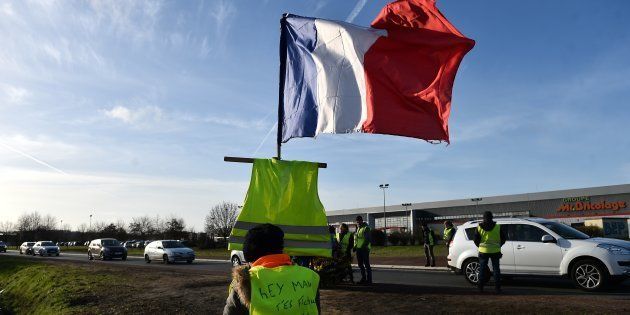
32,241,60,256
144,240,195,264
19,242,35,255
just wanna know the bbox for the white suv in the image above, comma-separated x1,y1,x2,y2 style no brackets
448,218,630,291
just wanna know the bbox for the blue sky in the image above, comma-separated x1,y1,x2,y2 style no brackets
1,0,630,230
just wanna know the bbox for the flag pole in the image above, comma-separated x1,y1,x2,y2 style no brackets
276,14,289,160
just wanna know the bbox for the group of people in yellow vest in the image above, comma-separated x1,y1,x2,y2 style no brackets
223,211,505,314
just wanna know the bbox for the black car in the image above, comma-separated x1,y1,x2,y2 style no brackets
0,241,7,253
88,238,127,260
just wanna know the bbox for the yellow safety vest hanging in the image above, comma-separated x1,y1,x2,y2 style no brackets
228,159,332,257
249,264,320,315
477,225,501,254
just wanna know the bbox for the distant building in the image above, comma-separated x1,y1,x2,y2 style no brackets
326,184,630,239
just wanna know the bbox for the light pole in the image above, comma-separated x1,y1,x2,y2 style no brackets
402,203,411,233
379,184,389,246
89,214,93,230
471,198,482,217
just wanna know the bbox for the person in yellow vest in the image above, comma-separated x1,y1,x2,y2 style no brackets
473,211,507,294
223,223,320,315
353,215,372,284
421,222,436,267
443,220,456,248
336,223,354,283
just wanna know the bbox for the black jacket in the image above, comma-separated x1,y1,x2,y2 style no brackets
473,221,507,248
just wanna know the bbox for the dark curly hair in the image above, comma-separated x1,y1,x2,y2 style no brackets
242,223,284,263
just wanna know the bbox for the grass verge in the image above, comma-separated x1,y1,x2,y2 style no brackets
0,257,115,314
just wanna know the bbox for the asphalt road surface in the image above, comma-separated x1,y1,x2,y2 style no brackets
3,250,629,296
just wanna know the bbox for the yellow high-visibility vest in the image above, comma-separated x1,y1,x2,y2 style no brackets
354,224,371,250
336,232,352,253
249,264,319,315
228,159,331,257
477,225,501,254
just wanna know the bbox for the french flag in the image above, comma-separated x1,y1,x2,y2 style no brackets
279,0,474,144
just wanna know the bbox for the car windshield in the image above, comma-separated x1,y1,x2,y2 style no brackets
541,222,589,240
41,241,56,246
162,241,185,248
27,242,35,246
102,240,120,246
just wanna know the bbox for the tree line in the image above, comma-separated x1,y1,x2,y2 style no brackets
0,201,240,248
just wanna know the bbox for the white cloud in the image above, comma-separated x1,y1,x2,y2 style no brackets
0,2,15,16
0,166,248,230
207,0,237,54
1,84,29,105
346,0,368,23
453,115,520,142
102,105,163,125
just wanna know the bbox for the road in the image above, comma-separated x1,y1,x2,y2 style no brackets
3,250,629,296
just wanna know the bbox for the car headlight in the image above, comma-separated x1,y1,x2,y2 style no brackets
597,244,630,255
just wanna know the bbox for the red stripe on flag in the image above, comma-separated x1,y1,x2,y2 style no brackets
362,0,474,143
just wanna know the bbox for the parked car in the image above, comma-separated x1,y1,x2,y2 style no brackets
230,250,246,267
122,241,135,248
448,218,630,291
32,241,60,256
88,238,127,261
133,240,145,249
144,240,195,264
19,242,35,255
0,241,7,253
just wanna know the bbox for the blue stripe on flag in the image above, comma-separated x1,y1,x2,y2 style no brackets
281,16,319,143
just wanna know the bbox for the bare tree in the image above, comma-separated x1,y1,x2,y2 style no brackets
164,216,186,240
128,216,155,238
0,221,15,234
42,214,58,230
17,212,43,231
205,201,239,238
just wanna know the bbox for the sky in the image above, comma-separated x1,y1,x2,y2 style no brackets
1,0,630,231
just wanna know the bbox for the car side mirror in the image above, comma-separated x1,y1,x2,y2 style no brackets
157,246,163,249
542,235,556,243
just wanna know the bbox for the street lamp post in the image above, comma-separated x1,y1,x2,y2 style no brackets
379,184,389,246
89,214,93,230
471,198,483,217
402,203,412,233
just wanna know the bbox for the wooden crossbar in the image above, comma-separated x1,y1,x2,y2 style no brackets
224,156,327,168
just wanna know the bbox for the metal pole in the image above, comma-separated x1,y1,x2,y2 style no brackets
89,214,92,230
276,15,289,160
379,184,389,246
402,203,411,233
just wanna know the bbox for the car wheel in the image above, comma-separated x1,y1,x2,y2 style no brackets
463,258,490,286
571,259,609,291
187,260,193,264
56,253,59,257
231,255,241,267
145,254,151,263
88,252,93,260
99,252,104,261
163,254,170,264
19,249,23,254
40,250,45,257
122,255,127,261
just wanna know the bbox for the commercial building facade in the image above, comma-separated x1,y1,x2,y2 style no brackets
326,184,630,239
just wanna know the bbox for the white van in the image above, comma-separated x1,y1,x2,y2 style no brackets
448,218,630,291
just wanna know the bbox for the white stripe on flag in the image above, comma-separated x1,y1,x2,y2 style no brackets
311,19,384,135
